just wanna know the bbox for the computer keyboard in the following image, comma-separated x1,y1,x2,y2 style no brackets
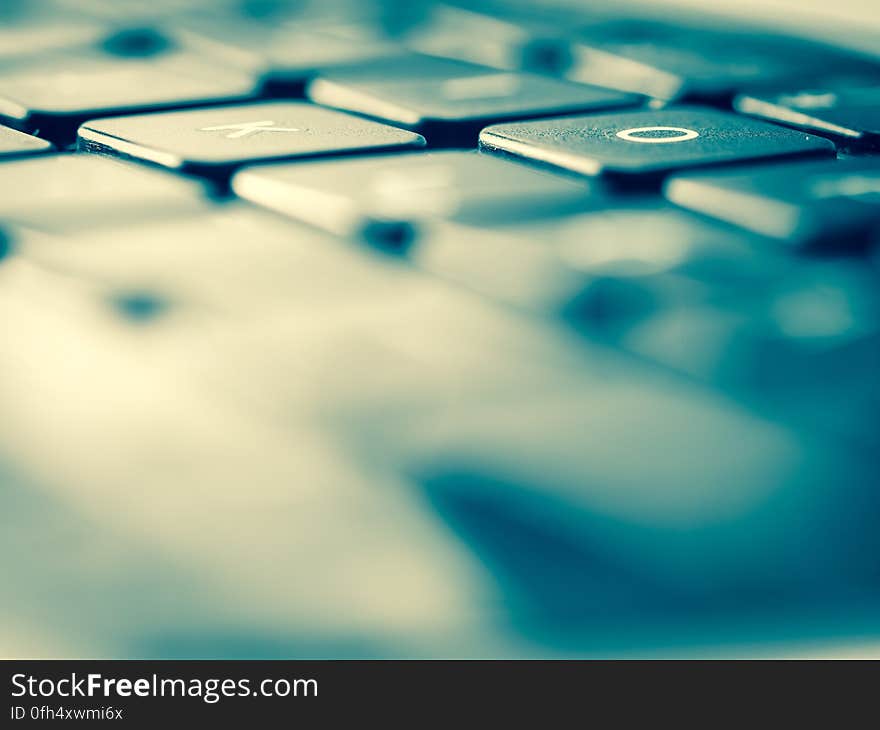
2,0,880,659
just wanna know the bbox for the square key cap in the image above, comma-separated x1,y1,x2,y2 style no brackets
78,102,425,179
0,125,52,159
665,157,880,250
0,154,208,234
0,53,257,146
527,18,880,102
308,70,641,145
175,18,406,92
415,203,782,319
480,107,834,185
0,19,107,66
314,54,492,86
401,3,580,71
735,85,880,152
619,262,880,396
233,150,593,249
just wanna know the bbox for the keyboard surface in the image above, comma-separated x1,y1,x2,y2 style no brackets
2,0,880,659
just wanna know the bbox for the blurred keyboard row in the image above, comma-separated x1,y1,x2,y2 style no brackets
2,1,880,143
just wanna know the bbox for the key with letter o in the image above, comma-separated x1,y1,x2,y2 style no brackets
480,107,834,187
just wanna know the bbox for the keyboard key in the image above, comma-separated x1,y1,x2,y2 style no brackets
415,203,781,319
0,53,257,145
480,107,834,185
308,70,641,145
621,262,880,396
527,18,880,102
232,150,593,249
0,125,53,159
665,157,880,250
18,207,411,312
175,18,406,92
735,84,880,152
0,155,209,234
314,54,498,90
78,102,425,179
0,19,107,66
401,4,574,71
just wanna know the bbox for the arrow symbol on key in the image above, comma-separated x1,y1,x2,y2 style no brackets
199,120,301,139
